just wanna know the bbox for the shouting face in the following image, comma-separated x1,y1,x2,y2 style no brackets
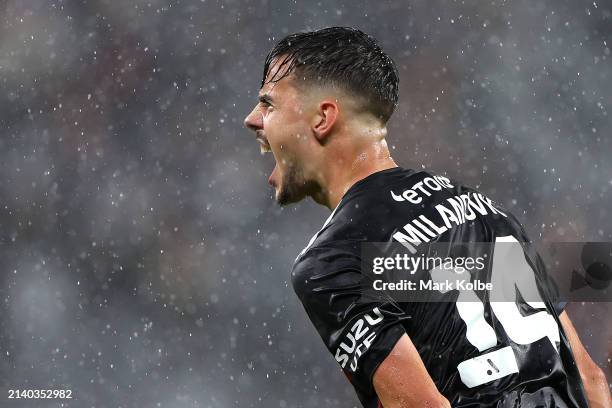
244,62,317,205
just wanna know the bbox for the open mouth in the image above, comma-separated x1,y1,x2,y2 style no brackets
259,142,272,155
255,133,278,187
256,133,272,155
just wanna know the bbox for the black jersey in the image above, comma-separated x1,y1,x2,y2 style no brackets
291,167,588,408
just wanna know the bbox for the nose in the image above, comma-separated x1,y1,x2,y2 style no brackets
244,106,263,131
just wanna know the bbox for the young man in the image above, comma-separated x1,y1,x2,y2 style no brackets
244,27,611,407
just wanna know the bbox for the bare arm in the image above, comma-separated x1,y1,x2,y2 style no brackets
372,334,451,408
560,311,612,408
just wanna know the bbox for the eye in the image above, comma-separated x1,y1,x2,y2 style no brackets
258,95,274,109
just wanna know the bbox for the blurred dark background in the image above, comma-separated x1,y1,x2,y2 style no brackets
0,0,610,407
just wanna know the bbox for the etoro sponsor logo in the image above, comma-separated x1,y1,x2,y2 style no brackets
334,307,384,372
391,175,453,204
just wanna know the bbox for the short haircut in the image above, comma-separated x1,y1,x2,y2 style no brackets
262,26,399,124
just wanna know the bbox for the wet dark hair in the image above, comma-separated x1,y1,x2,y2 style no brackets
262,27,399,124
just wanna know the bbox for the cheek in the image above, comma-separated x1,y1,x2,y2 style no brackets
280,127,309,158
264,111,310,158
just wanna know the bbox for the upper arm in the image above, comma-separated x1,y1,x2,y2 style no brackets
560,311,612,407
292,245,409,396
373,334,450,408
559,311,603,376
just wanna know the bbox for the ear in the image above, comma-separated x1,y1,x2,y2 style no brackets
311,100,338,144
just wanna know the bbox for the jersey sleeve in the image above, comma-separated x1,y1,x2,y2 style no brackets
291,241,407,396
527,242,567,316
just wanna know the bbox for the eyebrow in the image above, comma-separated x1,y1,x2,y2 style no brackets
258,94,274,105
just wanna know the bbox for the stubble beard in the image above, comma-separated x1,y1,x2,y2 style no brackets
276,162,317,206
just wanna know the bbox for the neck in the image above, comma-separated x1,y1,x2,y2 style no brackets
311,138,398,210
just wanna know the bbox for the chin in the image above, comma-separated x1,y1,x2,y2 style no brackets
276,185,308,206
276,191,301,206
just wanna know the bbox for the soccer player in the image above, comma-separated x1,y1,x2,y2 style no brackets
244,27,611,407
